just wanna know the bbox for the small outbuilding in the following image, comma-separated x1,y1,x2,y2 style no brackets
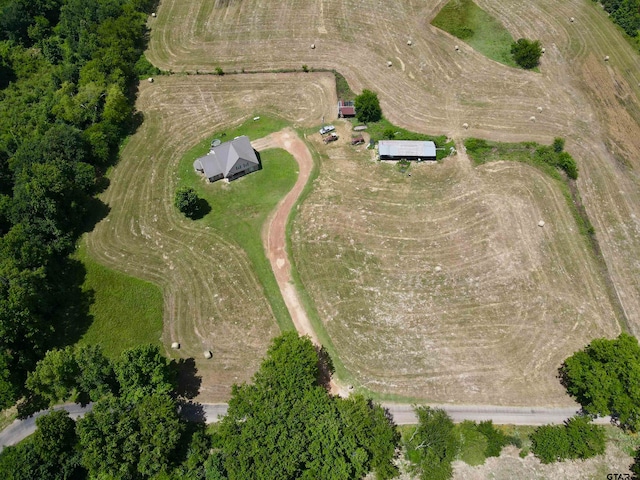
338,100,356,118
378,140,437,161
194,135,261,183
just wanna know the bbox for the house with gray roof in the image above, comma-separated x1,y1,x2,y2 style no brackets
378,140,436,161
193,135,261,183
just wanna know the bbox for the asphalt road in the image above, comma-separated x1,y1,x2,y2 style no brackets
0,401,613,452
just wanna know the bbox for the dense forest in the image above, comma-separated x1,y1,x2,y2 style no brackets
597,0,640,37
0,0,159,408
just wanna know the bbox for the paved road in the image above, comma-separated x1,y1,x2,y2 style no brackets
0,401,612,452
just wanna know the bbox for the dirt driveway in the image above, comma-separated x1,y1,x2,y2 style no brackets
254,129,318,343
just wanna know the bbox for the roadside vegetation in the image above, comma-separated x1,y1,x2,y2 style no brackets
178,116,296,332
1,334,403,480
431,0,517,67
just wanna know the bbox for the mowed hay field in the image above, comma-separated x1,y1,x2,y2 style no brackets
292,132,617,405
85,73,337,401
148,0,640,340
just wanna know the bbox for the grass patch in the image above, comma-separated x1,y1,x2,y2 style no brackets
0,406,17,432
333,70,356,101
74,243,163,359
178,115,295,332
465,137,631,340
432,0,517,68
365,118,454,160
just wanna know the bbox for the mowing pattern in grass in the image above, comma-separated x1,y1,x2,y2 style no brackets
292,134,619,406
84,73,337,401
432,0,517,67
75,243,163,358
178,117,298,332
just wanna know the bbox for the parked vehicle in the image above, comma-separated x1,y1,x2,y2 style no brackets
351,135,364,145
323,133,339,144
319,125,335,135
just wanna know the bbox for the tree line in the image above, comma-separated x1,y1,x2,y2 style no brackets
597,0,640,37
0,0,160,409
5,331,640,478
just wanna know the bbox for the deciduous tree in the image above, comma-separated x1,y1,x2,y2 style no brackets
511,38,542,69
355,89,382,123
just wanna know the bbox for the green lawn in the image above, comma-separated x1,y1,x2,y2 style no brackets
432,0,517,68
74,243,164,359
178,116,297,332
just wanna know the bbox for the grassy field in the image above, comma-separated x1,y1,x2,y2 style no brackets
84,73,337,401
291,130,619,405
74,243,164,358
432,0,517,67
177,116,297,332
134,0,640,406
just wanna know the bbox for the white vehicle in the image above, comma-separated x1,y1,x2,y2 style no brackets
319,125,335,135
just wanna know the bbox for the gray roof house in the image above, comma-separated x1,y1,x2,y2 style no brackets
378,140,436,161
193,135,261,183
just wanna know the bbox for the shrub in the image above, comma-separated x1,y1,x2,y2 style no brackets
552,137,565,153
511,38,542,69
530,416,605,463
476,421,509,458
214,66,224,76
302,64,309,72
383,127,396,139
557,152,578,179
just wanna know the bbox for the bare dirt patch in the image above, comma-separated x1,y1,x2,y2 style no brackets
85,74,336,402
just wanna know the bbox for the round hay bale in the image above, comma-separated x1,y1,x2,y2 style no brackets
541,47,546,53
529,116,536,122
538,220,545,227
462,122,469,129
604,55,610,61
434,266,442,272
455,45,459,51
171,342,180,350
387,61,392,67
151,12,157,17
537,106,543,113
148,77,154,83
204,350,213,359
310,43,315,49
570,17,574,22
407,40,412,46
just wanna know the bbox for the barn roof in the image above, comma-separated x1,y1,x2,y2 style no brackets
339,105,356,116
194,136,258,179
378,140,436,158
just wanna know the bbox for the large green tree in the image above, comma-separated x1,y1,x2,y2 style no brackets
405,406,460,480
218,332,399,479
354,89,382,123
560,333,640,431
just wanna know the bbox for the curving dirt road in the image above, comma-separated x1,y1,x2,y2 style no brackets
254,129,318,344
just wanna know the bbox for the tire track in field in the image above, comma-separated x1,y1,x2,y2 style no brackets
85,74,336,401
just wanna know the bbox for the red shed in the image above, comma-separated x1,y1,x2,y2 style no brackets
338,100,356,118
